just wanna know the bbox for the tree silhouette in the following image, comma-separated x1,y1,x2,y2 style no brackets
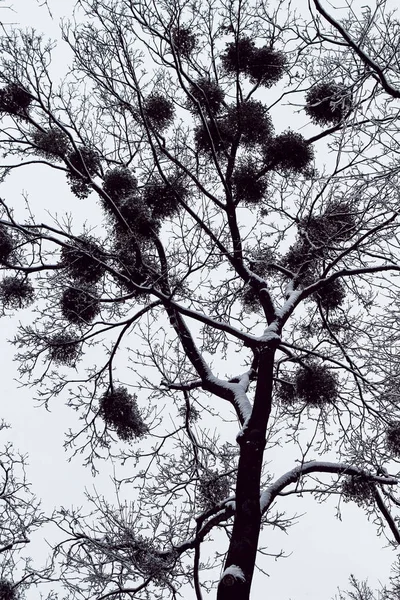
1,0,400,598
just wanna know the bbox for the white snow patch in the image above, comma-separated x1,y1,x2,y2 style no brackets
221,564,245,583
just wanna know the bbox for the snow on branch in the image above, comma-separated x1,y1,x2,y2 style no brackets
260,461,398,513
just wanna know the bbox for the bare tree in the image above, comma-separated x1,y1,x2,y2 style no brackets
0,422,47,600
0,0,400,598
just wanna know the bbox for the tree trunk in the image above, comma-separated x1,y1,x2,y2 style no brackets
217,347,276,600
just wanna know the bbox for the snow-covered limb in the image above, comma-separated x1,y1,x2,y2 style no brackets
312,0,400,99
260,461,398,513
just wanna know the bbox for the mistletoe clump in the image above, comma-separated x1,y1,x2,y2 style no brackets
99,386,148,440
295,361,338,406
113,241,154,295
60,285,100,324
305,82,351,126
195,101,273,155
127,535,173,583
0,227,14,263
66,146,100,199
143,176,187,219
47,332,81,366
188,78,225,114
0,83,32,117
171,25,197,57
240,285,261,313
0,580,18,600
300,201,356,246
194,118,233,156
264,131,313,173
103,167,137,200
247,46,286,86
342,474,376,507
115,196,159,238
314,278,346,311
0,277,34,309
232,161,267,205
282,240,318,284
279,361,338,407
32,128,70,160
386,422,400,457
221,36,256,74
198,471,230,511
143,94,175,131
227,100,273,147
61,236,105,284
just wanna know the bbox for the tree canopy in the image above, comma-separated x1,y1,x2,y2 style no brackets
1,0,400,598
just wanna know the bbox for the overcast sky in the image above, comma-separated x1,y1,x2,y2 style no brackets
0,1,398,599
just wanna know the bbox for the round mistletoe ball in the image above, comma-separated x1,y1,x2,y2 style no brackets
32,128,70,160
66,146,100,199
386,422,400,457
342,474,375,507
305,82,351,126
143,94,175,131
247,46,286,87
0,277,34,309
198,471,230,510
194,118,233,156
47,332,81,366
103,167,137,200
188,78,225,114
0,227,14,263
314,278,346,311
221,36,256,74
171,25,197,57
264,131,314,173
295,361,338,406
227,100,273,147
0,83,32,117
232,161,267,205
99,386,148,440
143,175,187,219
60,285,100,324
0,580,18,600
61,236,105,284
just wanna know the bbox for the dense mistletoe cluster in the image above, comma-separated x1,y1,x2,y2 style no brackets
386,422,400,457
32,128,70,160
103,167,137,200
221,37,286,87
171,25,197,57
278,361,338,407
305,82,351,126
47,332,81,366
263,131,313,173
232,161,267,205
194,100,273,156
0,580,18,600
198,471,230,510
0,277,34,309
0,83,32,117
61,236,105,284
299,201,356,246
314,278,346,311
60,285,100,324
143,94,175,131
188,78,225,114
342,474,376,507
143,175,186,219
99,386,148,440
0,227,14,264
66,146,100,199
